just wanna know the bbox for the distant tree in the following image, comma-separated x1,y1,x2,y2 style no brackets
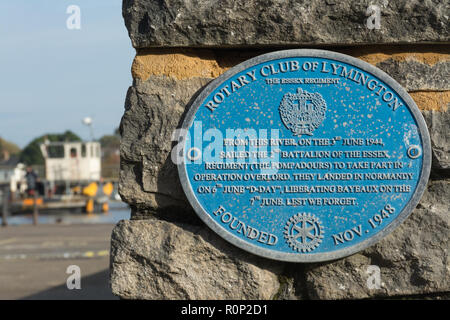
0,137,21,156
19,131,81,165
99,135,120,150
99,129,120,179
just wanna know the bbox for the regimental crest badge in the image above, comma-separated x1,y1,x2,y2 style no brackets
279,88,327,136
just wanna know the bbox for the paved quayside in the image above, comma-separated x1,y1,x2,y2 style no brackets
0,223,117,299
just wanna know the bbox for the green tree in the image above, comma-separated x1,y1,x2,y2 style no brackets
19,131,81,165
0,137,21,156
99,135,120,150
99,128,120,179
99,127,120,154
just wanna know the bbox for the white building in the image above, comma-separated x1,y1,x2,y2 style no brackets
40,141,101,182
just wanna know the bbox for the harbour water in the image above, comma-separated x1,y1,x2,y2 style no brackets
0,201,130,226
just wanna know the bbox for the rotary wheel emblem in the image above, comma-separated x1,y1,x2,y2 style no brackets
284,213,324,253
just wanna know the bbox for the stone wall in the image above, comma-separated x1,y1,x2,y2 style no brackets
112,0,449,299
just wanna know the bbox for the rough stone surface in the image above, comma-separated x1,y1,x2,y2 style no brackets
116,4,449,299
343,46,450,92
119,76,211,209
303,179,450,299
110,218,281,299
123,0,449,48
423,108,450,170
131,49,231,81
375,59,449,91
412,91,449,112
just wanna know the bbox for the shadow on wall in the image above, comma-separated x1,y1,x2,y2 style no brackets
21,269,118,300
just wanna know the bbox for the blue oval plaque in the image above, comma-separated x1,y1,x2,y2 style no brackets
177,49,431,262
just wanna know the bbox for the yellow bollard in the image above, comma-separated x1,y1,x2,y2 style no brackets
85,198,94,215
83,182,98,197
102,182,114,197
102,202,109,214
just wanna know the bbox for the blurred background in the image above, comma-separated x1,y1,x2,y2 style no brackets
0,1,134,299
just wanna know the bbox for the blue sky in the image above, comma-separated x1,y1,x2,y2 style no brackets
0,1,135,148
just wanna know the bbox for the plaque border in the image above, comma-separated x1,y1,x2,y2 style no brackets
177,49,432,263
